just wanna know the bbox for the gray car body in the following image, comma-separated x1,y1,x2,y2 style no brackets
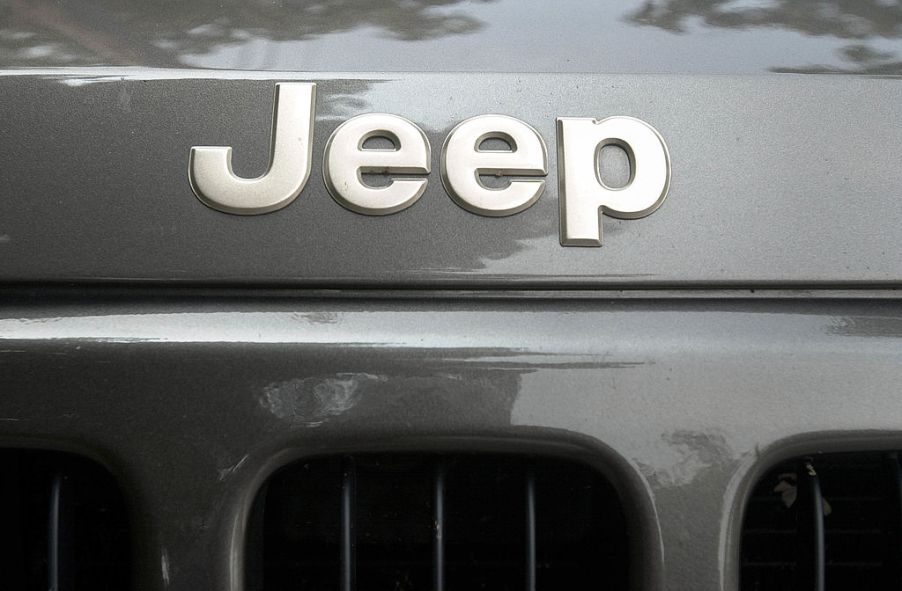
1,1,902,590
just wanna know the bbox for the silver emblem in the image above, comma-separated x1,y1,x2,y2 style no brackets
188,83,316,215
441,115,547,217
323,113,431,215
188,83,671,246
556,116,671,246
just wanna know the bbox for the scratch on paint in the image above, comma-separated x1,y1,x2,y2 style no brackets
218,454,249,482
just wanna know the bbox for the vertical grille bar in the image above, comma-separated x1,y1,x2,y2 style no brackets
341,457,357,591
48,472,62,591
48,470,73,591
795,460,825,591
526,470,536,591
887,453,902,588
434,462,446,591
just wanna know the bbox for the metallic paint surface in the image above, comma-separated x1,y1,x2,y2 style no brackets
2,0,902,75
2,297,902,591
3,2,902,591
1,71,901,286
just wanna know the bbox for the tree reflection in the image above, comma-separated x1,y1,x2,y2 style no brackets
628,0,902,74
775,42,902,74
0,0,494,67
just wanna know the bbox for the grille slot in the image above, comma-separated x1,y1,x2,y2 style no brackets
741,452,902,591
248,453,628,591
0,449,131,590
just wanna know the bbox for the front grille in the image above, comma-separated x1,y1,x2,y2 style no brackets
0,449,131,590
247,453,628,591
741,452,902,591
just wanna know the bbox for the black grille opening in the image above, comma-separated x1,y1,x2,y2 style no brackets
247,453,629,591
0,449,131,591
741,452,902,591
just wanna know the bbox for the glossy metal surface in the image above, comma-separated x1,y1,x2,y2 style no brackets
557,116,671,246
4,3,902,591
2,0,902,75
189,83,316,214
1,71,901,286
441,115,547,217
2,295,902,591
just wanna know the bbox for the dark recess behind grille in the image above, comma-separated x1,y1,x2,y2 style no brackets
741,452,902,591
0,449,131,591
247,453,629,591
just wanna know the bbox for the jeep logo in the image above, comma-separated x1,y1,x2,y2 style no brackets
188,83,670,247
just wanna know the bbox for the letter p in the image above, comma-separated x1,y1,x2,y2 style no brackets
557,116,671,246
